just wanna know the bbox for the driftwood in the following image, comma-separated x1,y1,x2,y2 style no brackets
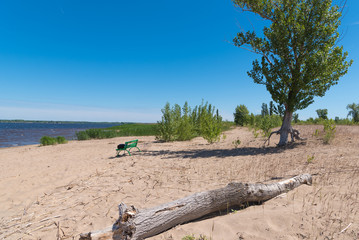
79,174,312,240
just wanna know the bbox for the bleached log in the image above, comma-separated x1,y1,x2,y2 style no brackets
79,174,312,240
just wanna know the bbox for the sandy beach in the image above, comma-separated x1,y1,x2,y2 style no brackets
1,125,358,239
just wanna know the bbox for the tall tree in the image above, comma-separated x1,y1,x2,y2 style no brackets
269,101,276,116
261,103,269,117
233,0,352,146
316,108,328,119
347,103,359,123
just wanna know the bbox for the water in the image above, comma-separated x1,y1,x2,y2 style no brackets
0,122,122,148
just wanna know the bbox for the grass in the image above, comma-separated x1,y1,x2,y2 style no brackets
40,136,68,146
107,123,158,136
76,123,158,140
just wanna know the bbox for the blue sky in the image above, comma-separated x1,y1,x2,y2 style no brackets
0,0,358,122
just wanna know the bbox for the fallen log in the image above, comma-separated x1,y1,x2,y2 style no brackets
80,173,312,240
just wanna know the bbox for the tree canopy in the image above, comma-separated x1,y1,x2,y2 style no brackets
233,0,352,145
233,0,352,112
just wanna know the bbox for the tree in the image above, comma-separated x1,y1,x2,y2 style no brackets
293,113,299,123
316,108,328,120
234,104,250,126
269,101,276,115
261,103,269,117
233,0,352,146
347,103,359,123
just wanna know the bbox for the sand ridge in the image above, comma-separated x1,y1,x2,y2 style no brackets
0,125,358,239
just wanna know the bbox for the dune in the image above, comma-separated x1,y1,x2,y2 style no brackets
0,125,358,239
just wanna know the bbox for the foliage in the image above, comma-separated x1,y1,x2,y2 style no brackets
261,103,269,117
246,113,282,137
40,136,57,146
156,102,177,141
107,123,158,136
260,115,282,137
156,101,223,143
307,154,315,164
233,0,352,145
56,136,67,144
76,123,157,140
232,138,241,148
40,136,68,146
316,109,328,120
234,104,249,126
193,102,223,144
347,103,359,123
182,235,209,240
292,113,299,123
323,119,336,144
269,101,275,116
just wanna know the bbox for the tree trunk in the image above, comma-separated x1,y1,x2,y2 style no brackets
278,110,293,146
79,174,312,240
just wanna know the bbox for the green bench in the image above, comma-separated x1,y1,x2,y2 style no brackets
116,139,141,156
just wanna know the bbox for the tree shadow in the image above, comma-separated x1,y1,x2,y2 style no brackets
140,142,306,159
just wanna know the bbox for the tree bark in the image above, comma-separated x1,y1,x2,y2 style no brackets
278,110,293,146
79,174,312,240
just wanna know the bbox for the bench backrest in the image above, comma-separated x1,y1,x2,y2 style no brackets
125,139,138,148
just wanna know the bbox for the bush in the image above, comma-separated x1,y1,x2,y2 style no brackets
323,119,336,144
40,136,68,146
56,136,67,144
40,136,57,146
156,101,223,143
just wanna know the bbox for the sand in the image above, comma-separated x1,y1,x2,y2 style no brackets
0,125,358,239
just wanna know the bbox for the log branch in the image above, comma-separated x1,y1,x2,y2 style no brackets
80,174,312,240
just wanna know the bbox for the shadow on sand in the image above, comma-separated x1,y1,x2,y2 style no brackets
139,142,306,159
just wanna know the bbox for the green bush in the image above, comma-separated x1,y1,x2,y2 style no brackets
323,119,336,144
40,136,57,146
76,131,90,140
56,136,67,144
156,101,223,143
40,136,68,146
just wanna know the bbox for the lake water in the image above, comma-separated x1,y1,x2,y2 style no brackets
0,122,122,148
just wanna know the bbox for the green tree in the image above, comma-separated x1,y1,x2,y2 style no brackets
347,103,359,123
316,109,328,120
269,101,276,116
233,0,352,146
261,103,269,117
293,113,299,123
234,104,250,126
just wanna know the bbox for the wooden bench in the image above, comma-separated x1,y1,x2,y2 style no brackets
116,139,141,156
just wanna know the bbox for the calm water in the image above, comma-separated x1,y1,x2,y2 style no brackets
0,122,122,148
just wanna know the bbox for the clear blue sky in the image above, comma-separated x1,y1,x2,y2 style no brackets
0,0,358,122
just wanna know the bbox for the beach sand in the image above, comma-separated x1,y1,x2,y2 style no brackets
1,125,358,239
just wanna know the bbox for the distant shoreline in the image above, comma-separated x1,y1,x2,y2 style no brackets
0,119,130,124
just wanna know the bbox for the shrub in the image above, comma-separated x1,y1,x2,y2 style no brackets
156,101,223,143
56,136,67,144
40,136,57,146
323,119,336,144
40,136,68,146
156,102,177,141
232,138,241,148
76,131,90,140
